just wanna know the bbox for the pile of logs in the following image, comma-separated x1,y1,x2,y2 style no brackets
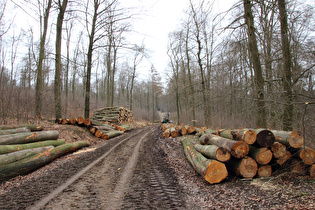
92,107,134,124
56,116,134,140
161,123,315,184
0,124,90,182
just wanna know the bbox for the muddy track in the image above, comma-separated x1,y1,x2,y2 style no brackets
0,125,185,209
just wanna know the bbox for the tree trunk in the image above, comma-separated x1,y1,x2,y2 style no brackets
299,147,315,165
218,129,257,145
170,127,179,138
54,0,68,119
278,0,293,131
162,129,170,138
243,0,267,128
0,131,59,145
194,144,231,163
257,165,272,177
271,130,304,149
254,129,275,148
228,156,258,178
199,134,249,158
180,136,228,184
0,141,90,183
101,130,124,140
271,142,287,158
35,0,52,119
248,145,272,165
0,146,54,165
0,125,44,132
0,127,31,135
0,139,65,155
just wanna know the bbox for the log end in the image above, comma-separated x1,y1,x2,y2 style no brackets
256,130,275,148
256,147,273,165
216,147,231,162
271,142,287,159
310,164,315,178
237,156,258,178
299,148,315,165
204,160,228,184
277,151,292,165
289,131,304,149
231,141,249,158
242,130,257,145
258,165,272,177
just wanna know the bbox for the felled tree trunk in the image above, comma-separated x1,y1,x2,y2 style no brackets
0,127,31,135
248,145,272,165
0,146,54,165
271,130,304,149
0,139,65,154
299,147,315,165
254,129,275,148
162,129,170,138
271,142,287,158
219,129,257,145
0,141,90,182
277,151,292,165
194,144,231,163
228,156,258,178
101,130,124,140
77,117,85,126
199,134,249,158
0,125,44,132
180,136,228,184
170,127,179,138
0,131,60,145
257,165,272,177
69,118,77,125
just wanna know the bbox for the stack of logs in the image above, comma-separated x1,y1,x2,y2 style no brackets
0,124,90,182
56,116,134,140
161,123,315,184
92,107,134,124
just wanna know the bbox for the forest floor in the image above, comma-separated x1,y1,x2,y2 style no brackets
0,121,314,209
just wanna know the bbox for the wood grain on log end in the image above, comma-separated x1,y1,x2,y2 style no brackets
256,147,273,165
271,142,287,158
216,147,231,162
289,131,304,148
258,165,272,177
231,141,249,158
242,130,257,145
277,151,292,165
237,156,258,178
204,160,228,184
299,147,315,165
256,130,275,148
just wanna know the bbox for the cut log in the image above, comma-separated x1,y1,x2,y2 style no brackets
100,130,124,140
248,146,272,165
162,129,170,138
0,131,59,145
257,165,272,177
69,118,77,125
299,147,315,165
117,124,134,132
187,125,196,134
271,130,304,149
0,146,54,165
310,164,315,177
170,127,179,138
228,156,258,178
0,139,65,154
199,134,249,158
84,118,92,127
180,126,187,136
62,119,69,124
0,125,44,132
218,129,257,145
290,159,304,173
277,151,292,165
77,117,85,125
271,142,287,158
0,141,90,182
180,136,228,184
254,129,275,148
90,127,96,135
95,130,103,138
0,127,31,135
194,144,231,163
93,125,115,131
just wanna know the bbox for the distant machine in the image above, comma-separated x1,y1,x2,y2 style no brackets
162,112,170,123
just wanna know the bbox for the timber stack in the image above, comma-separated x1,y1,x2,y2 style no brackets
161,123,314,184
0,124,90,183
92,107,134,124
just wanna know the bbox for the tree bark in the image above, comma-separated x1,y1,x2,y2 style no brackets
0,139,65,154
194,144,231,163
0,131,59,145
199,134,249,158
101,130,124,140
180,136,228,184
0,146,54,165
0,127,31,135
0,125,44,131
243,0,267,128
271,130,304,149
218,129,257,145
0,141,90,182
278,0,293,131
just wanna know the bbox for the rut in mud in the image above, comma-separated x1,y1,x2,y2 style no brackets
0,125,185,209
